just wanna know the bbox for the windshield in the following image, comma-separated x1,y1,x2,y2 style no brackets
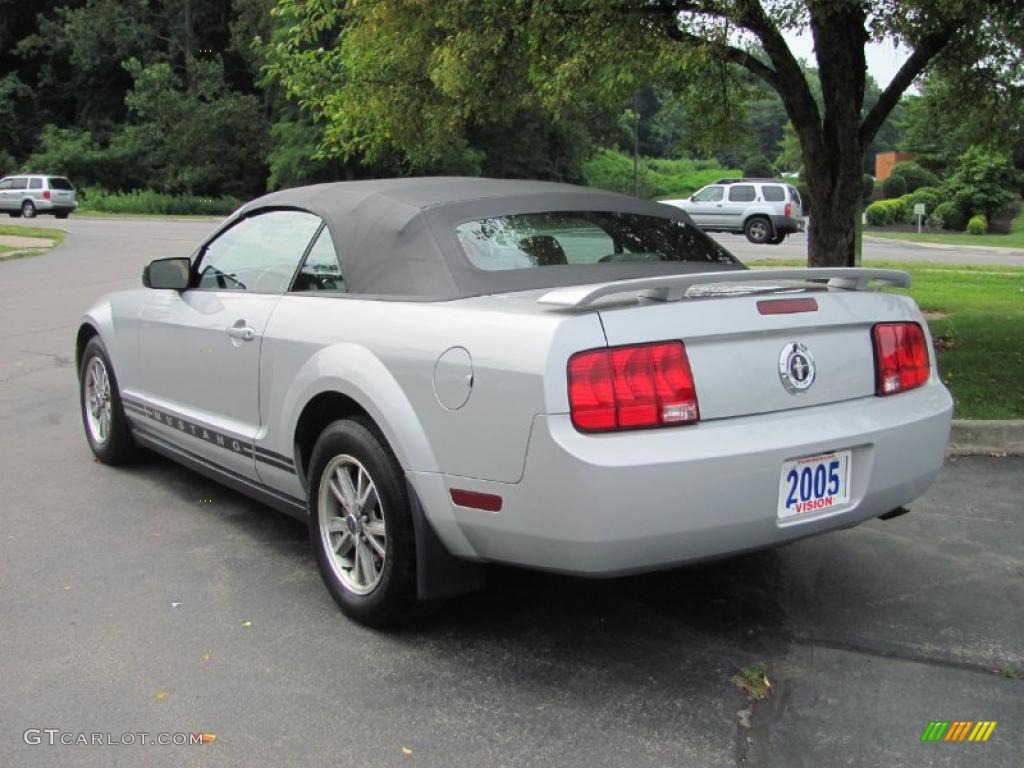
455,211,736,272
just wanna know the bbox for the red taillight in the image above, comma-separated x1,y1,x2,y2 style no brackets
568,341,699,432
43,190,51,200
784,202,792,217
872,322,930,395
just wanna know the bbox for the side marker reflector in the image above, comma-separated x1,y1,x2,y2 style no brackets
450,488,503,512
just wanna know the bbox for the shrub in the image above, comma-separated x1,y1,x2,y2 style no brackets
889,161,939,193
743,154,774,178
882,174,907,199
899,186,943,222
966,214,987,235
582,148,738,199
944,146,1021,220
928,200,969,231
865,198,906,226
79,187,240,216
0,149,17,176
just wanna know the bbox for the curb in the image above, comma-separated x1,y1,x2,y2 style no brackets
947,419,1024,457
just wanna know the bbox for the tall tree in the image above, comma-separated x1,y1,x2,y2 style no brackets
270,0,1018,267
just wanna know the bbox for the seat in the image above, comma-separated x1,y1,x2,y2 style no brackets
517,235,567,266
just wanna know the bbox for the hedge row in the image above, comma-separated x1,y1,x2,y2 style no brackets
78,188,241,216
864,186,944,226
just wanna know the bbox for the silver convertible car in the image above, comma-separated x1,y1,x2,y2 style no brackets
77,178,953,626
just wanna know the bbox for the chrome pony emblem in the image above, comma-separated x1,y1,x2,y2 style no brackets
779,342,815,393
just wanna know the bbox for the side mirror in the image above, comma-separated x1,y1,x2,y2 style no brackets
143,257,191,290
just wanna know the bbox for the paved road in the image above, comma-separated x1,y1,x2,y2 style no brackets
711,228,1024,266
1,217,1021,767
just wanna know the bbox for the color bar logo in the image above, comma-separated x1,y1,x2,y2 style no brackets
921,721,997,742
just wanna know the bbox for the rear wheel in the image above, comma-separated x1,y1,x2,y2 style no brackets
308,418,419,627
769,231,786,245
744,216,772,244
55,211,69,219
21,200,36,219
79,337,139,464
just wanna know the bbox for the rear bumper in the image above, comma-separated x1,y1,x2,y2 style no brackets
412,382,952,575
34,199,77,212
771,214,804,234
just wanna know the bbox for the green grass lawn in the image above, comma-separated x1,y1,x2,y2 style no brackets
748,259,1024,419
0,224,66,261
866,212,1024,249
0,224,67,243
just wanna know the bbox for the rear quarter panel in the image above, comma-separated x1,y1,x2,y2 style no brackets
260,295,606,486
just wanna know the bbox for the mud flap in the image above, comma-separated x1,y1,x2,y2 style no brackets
406,479,487,600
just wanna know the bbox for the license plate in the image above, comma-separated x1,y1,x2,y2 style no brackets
777,450,851,520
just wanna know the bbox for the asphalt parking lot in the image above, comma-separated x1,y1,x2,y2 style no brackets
1,216,1021,767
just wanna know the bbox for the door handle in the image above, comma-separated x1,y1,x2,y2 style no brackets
226,322,256,341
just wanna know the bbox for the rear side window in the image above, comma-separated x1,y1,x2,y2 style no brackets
455,211,736,271
48,177,74,191
788,185,802,205
29,178,42,190
196,210,322,293
10,178,27,190
728,185,756,202
762,185,785,202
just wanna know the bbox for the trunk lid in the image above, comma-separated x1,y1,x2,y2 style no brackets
593,287,916,421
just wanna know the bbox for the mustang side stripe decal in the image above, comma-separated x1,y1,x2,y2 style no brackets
253,446,295,466
121,396,295,474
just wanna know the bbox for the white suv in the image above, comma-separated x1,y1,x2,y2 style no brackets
0,174,78,219
662,178,804,244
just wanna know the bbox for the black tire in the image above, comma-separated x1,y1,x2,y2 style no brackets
769,231,786,245
21,200,36,219
55,211,70,219
744,216,772,244
79,336,139,465
307,418,419,627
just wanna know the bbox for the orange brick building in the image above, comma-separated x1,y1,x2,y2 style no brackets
875,151,915,181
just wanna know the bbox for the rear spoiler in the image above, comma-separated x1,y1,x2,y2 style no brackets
536,268,910,309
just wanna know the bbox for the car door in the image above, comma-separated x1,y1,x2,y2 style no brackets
8,177,28,211
685,185,726,228
135,209,323,480
722,184,756,229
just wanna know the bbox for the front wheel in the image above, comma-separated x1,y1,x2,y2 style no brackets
79,337,139,464
308,418,419,627
744,216,772,244
21,200,36,219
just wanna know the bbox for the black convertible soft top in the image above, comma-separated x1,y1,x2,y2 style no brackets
228,177,741,300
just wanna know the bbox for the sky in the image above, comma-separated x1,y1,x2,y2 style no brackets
782,30,912,89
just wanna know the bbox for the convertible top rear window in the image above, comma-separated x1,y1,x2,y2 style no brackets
455,211,736,272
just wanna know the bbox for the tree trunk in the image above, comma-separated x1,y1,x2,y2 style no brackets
804,140,865,267
795,2,867,268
